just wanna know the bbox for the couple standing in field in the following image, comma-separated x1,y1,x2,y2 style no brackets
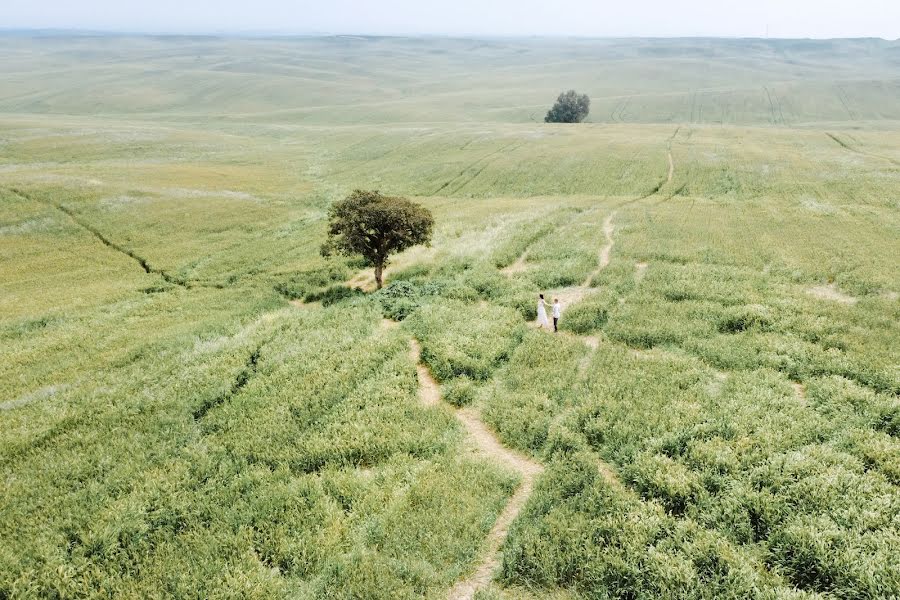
536,294,561,332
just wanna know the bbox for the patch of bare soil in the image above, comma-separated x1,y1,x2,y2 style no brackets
667,150,675,184
380,318,400,330
580,335,600,349
0,384,65,411
595,459,623,489
347,268,380,292
409,339,441,407
807,283,857,305
705,371,728,397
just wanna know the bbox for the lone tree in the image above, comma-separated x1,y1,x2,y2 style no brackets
322,190,434,290
544,90,591,123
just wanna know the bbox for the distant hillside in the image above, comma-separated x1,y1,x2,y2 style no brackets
0,34,898,126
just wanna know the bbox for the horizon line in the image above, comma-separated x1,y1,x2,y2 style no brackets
0,28,897,42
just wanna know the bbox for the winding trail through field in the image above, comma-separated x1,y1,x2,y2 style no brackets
500,251,529,275
538,211,617,319
529,211,617,331
586,211,617,285
667,150,675,184
409,339,441,407
406,335,543,600
549,212,627,491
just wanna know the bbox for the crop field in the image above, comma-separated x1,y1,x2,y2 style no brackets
1,34,899,599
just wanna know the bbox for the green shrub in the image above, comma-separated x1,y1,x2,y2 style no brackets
560,296,610,334
767,514,900,598
718,304,773,334
274,264,350,300
303,284,364,306
372,280,445,320
404,300,525,381
443,376,476,407
625,452,703,515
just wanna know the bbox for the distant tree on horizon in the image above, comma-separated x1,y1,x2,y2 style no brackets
321,190,434,290
545,90,591,123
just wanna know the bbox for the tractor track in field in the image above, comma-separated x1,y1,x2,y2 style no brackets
499,207,584,276
5,187,224,290
537,210,617,316
611,96,632,122
667,150,675,184
825,132,900,167
665,126,679,184
405,331,543,600
430,142,522,196
764,87,782,125
584,212,616,285
192,343,264,421
835,85,857,121
447,142,526,196
619,127,681,206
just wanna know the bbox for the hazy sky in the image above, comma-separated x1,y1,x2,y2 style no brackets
2,0,899,38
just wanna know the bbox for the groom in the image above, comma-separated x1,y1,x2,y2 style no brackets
552,298,561,332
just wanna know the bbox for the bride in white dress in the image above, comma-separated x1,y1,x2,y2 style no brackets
536,294,550,328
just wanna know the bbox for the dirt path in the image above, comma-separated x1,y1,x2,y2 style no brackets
347,269,380,292
582,212,616,287
533,212,616,332
406,334,543,600
409,339,441,407
667,150,675,184
501,251,529,275
448,409,543,600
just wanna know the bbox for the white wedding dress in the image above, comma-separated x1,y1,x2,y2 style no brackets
536,298,549,327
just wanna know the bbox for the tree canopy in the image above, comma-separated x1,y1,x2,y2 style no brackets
322,190,434,289
544,90,591,123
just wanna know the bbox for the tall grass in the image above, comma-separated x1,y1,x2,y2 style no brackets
2,35,899,598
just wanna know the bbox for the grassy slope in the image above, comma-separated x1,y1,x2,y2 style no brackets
0,35,898,598
1,36,899,126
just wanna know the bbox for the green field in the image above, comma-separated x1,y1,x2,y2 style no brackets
1,34,899,599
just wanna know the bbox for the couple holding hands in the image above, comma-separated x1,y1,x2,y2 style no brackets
536,294,561,332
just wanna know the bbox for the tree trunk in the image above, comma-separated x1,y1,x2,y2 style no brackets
374,263,384,290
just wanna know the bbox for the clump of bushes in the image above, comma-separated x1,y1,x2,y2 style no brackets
302,284,364,306
372,280,446,320
624,452,703,515
405,300,525,381
442,376,477,407
717,304,772,334
561,296,611,334
274,264,350,300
